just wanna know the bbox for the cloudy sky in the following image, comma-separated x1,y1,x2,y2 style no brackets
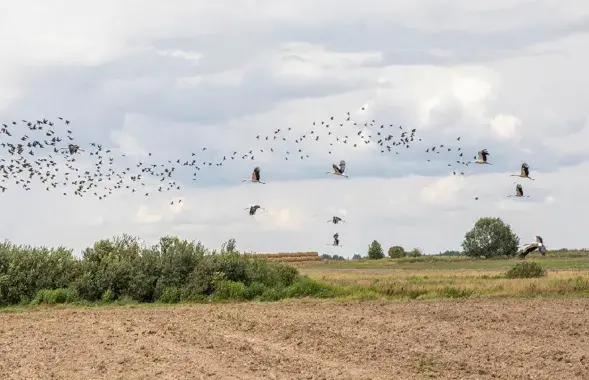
1,0,588,257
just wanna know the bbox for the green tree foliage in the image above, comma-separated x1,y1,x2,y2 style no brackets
320,254,346,261
221,238,237,253
388,246,406,258
0,235,333,307
367,240,384,260
407,248,423,257
352,254,362,260
438,250,462,256
461,217,520,258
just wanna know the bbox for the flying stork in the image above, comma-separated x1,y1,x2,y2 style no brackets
242,166,265,184
246,205,265,216
471,149,492,165
60,144,84,155
518,236,547,259
326,160,348,178
508,184,529,198
327,216,346,224
510,163,534,180
331,233,340,247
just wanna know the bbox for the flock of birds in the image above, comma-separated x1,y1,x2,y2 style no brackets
1,109,546,257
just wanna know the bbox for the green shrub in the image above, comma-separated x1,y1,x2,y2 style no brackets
211,280,246,301
32,288,79,305
285,277,335,298
388,246,406,258
259,287,286,302
244,282,267,300
101,289,114,303
505,262,546,279
157,286,182,303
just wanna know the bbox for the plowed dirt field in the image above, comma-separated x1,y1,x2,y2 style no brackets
1,298,588,379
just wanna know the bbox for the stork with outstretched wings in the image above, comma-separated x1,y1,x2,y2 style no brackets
327,216,346,224
246,205,265,216
326,160,348,178
508,184,529,198
518,236,547,258
510,162,534,180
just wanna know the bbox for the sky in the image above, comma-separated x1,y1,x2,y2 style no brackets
1,0,588,257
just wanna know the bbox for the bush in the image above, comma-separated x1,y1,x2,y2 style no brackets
211,280,246,301
157,286,182,303
462,217,520,258
388,246,406,258
0,235,318,307
505,262,546,279
243,282,267,300
31,288,79,305
285,277,335,298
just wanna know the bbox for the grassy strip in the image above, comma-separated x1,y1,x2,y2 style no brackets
300,253,589,271
4,268,589,313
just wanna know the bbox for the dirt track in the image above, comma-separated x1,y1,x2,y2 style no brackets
1,298,588,380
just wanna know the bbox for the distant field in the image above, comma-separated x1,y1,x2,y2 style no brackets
297,251,589,299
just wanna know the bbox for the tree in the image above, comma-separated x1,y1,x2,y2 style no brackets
461,217,520,258
388,245,405,258
225,238,237,253
320,254,345,261
407,247,423,257
352,254,362,260
367,240,384,259
220,238,237,254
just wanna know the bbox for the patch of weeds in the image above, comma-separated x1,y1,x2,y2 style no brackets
31,288,79,305
438,286,474,299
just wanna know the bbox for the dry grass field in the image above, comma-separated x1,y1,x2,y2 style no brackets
1,299,588,380
245,251,322,263
297,254,589,299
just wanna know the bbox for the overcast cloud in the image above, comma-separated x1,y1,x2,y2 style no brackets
1,0,588,257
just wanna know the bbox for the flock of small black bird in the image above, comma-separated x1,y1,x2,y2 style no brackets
1,109,545,256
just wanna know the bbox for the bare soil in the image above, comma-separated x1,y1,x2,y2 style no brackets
1,298,588,380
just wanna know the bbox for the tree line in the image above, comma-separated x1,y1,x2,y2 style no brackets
349,217,545,260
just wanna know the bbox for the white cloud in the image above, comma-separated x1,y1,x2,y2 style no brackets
490,114,522,140
1,0,589,257
155,49,203,63
134,205,162,224
419,175,466,208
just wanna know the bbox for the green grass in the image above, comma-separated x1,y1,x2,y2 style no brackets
301,251,589,271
